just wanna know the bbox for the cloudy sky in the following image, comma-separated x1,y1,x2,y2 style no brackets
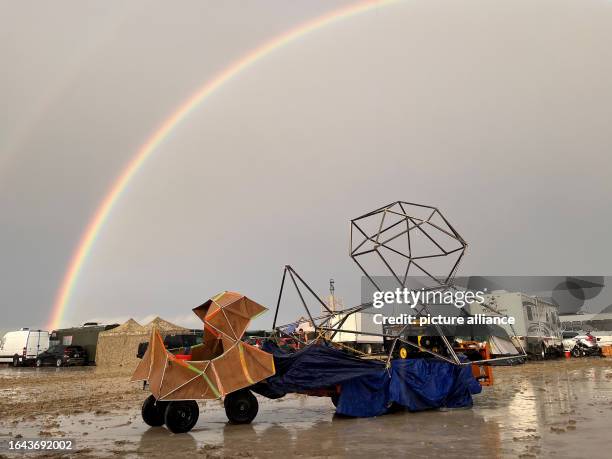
1,0,612,335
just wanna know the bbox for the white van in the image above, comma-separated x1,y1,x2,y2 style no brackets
0,329,50,366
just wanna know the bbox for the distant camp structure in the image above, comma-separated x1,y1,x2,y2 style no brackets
144,317,189,335
50,322,119,364
96,317,188,368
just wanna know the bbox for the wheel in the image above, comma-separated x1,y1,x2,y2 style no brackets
12,356,20,367
55,358,63,367
571,346,582,358
540,344,546,360
141,394,168,427
363,344,373,355
36,359,42,367
164,400,199,434
224,389,258,424
331,393,340,408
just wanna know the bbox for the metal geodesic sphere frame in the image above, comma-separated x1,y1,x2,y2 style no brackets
350,201,468,292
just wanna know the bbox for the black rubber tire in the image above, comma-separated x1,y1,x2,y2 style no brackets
164,400,199,434
540,344,546,360
571,346,582,358
224,389,259,424
12,356,20,367
36,359,42,367
141,395,167,427
331,393,340,408
55,358,63,367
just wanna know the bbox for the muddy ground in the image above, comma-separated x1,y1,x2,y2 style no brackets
0,358,611,458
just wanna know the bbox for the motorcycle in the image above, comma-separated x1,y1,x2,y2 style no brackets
563,331,601,357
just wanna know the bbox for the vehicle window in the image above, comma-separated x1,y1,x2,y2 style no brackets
526,306,533,321
563,332,577,339
165,336,184,348
183,335,203,346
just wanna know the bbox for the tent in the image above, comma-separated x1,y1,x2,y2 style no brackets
144,317,189,335
96,319,148,368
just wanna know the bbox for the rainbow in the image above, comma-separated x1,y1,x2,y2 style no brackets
47,0,399,330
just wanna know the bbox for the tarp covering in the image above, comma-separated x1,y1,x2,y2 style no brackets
337,358,481,417
488,335,519,355
256,342,481,417
258,341,384,395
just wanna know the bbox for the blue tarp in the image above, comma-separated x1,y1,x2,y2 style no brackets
337,358,482,417
258,341,383,394
254,342,481,417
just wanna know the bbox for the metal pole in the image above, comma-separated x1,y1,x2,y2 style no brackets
287,269,317,329
287,266,333,314
272,266,288,330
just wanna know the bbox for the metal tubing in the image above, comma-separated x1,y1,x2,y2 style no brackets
272,266,288,330
287,269,317,328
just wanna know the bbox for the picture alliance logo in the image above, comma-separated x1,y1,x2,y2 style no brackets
372,288,487,309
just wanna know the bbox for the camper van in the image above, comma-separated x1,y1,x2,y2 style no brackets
468,292,563,359
0,329,50,366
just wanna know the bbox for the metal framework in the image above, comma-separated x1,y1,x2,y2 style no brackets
271,201,527,366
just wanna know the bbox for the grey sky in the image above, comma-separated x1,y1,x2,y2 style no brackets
1,0,612,335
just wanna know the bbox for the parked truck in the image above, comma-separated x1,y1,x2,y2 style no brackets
0,329,49,366
329,311,383,354
468,291,563,359
50,322,118,364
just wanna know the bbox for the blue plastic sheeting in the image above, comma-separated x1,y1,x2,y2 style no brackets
257,341,383,396
336,358,482,417
255,343,481,417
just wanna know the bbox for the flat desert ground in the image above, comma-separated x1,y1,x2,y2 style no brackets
1,358,611,458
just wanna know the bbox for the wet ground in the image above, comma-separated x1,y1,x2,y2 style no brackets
0,358,611,458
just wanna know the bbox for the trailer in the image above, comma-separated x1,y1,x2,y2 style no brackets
50,323,119,364
329,311,383,354
468,292,563,358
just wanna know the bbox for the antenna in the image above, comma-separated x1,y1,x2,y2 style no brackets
328,278,336,313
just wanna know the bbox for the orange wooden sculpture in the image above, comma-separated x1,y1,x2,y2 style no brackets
132,291,275,400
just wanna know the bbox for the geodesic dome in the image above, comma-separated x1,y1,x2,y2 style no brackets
350,201,467,291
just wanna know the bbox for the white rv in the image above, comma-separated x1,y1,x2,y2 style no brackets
469,292,563,359
0,329,49,366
